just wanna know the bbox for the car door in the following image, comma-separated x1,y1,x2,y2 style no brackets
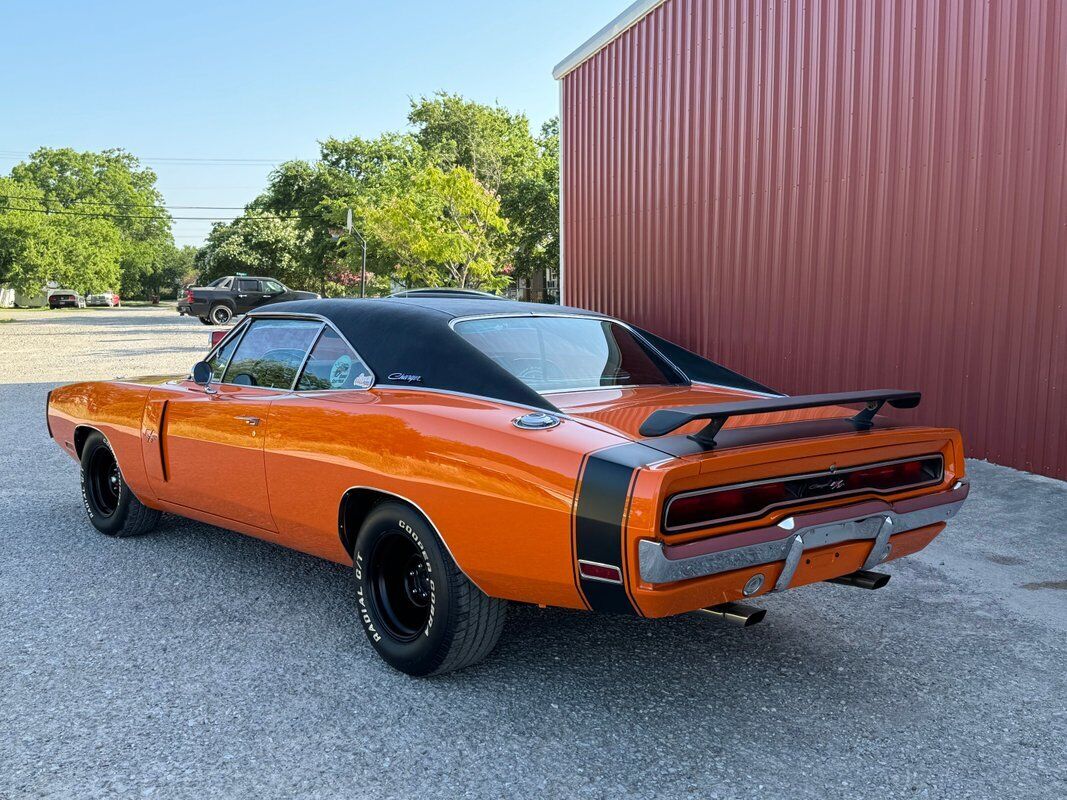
260,279,287,307
263,324,377,556
234,278,265,314
144,317,324,531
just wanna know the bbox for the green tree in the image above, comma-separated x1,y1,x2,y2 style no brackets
0,176,122,294
506,118,559,285
0,179,59,292
409,92,538,197
363,165,508,290
4,148,173,296
197,212,315,290
410,95,558,284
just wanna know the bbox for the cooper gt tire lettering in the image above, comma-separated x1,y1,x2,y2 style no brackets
351,501,507,676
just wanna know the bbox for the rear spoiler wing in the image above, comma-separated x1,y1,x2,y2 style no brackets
638,390,921,448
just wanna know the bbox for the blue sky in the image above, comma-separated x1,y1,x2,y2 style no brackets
0,0,622,245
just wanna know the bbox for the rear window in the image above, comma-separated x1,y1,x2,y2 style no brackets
296,327,374,391
453,316,682,393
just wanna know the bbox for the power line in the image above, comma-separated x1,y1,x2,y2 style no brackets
0,193,323,212
0,204,303,221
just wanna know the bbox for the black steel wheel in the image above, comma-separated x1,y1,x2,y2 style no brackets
87,444,121,517
367,530,434,642
79,431,161,537
353,501,507,676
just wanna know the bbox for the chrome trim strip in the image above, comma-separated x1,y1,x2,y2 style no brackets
638,489,967,585
287,322,326,391
205,311,377,393
449,311,691,389
371,383,582,421
690,380,782,400
663,454,945,533
577,559,624,585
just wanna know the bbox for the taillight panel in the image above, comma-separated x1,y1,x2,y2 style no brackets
663,455,944,532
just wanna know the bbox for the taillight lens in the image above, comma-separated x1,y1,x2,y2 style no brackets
185,289,195,302
665,456,943,531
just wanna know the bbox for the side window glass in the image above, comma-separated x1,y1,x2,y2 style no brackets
237,279,260,292
296,328,374,391
263,280,284,294
222,319,321,389
207,328,242,381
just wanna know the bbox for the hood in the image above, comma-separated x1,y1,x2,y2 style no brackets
551,385,857,440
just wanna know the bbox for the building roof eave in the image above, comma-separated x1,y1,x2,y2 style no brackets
552,0,668,80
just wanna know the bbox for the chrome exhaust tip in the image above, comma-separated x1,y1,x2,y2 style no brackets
699,601,766,627
827,569,891,590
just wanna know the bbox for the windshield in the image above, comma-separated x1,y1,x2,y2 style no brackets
454,316,683,393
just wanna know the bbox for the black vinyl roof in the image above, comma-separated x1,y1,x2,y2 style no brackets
251,297,776,408
255,297,605,409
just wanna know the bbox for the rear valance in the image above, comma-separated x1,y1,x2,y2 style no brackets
638,390,922,447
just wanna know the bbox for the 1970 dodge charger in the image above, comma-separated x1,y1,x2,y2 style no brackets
46,295,968,675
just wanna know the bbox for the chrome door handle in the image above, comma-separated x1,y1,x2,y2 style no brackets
235,415,260,426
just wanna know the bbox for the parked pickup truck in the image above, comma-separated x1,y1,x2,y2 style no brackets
177,276,320,325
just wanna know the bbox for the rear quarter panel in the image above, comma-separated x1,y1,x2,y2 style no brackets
264,388,627,608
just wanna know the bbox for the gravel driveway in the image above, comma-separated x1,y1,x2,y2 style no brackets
1,307,1064,799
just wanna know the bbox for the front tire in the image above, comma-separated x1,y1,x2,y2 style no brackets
80,432,161,537
353,502,507,676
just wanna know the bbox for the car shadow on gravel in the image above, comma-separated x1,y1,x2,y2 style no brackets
9,493,1064,798
87,505,1066,703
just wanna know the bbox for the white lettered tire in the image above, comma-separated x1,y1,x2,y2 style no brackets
353,502,507,676
80,431,161,537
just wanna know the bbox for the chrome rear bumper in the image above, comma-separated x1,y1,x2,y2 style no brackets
638,479,969,587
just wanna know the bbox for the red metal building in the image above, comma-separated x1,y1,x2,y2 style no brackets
555,0,1067,480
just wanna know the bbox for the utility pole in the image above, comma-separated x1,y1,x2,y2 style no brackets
346,208,368,298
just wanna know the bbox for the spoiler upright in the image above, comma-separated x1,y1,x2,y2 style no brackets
638,390,922,448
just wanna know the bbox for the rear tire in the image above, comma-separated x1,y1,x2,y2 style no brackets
198,316,212,325
208,304,233,325
353,502,507,676
80,431,161,537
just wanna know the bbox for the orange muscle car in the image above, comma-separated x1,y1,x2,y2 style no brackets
47,294,968,675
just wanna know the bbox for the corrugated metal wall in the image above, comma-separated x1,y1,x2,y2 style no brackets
560,0,1067,479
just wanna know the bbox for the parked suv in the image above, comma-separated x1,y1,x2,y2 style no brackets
177,276,320,325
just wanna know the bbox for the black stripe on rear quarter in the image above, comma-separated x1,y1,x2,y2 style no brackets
574,442,668,615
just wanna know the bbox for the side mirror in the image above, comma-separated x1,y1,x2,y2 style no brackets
192,361,212,386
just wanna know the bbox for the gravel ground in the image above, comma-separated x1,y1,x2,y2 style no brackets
1,307,1064,799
